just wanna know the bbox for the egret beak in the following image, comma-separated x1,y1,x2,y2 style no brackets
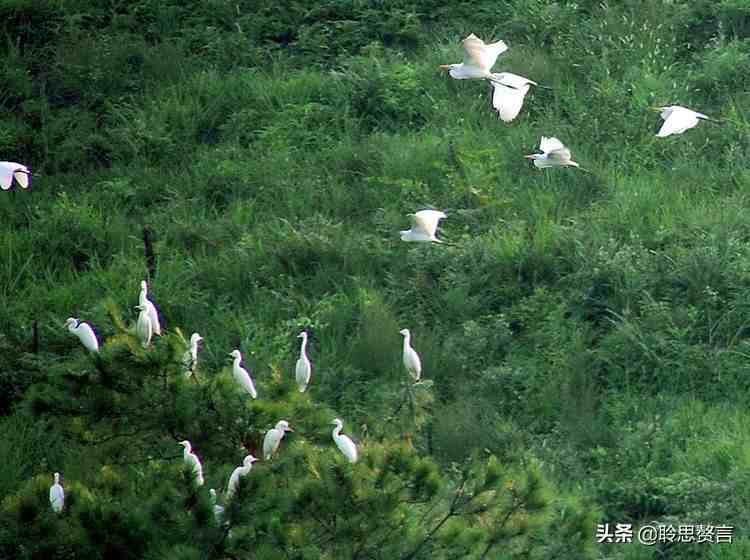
439,65,451,72
286,427,295,432
523,154,536,159
649,106,663,112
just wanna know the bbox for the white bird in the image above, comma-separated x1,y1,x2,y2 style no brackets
488,73,537,122
65,317,100,353
178,440,205,487
225,454,258,499
654,105,710,137
229,349,257,399
440,33,508,80
135,303,153,347
295,331,312,392
209,488,225,524
525,136,580,169
263,420,293,460
49,472,64,513
183,333,204,379
0,161,30,190
399,328,422,382
400,210,447,243
331,418,358,463
139,280,161,336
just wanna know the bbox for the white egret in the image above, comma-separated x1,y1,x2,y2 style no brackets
488,73,537,122
400,210,447,243
525,137,580,169
331,418,358,463
139,280,161,336
440,33,508,80
295,331,312,392
65,318,100,353
209,488,225,524
183,333,203,379
226,454,258,499
0,161,30,190
263,420,293,460
135,303,153,347
654,105,710,137
49,472,64,513
399,328,422,382
229,349,257,399
178,440,204,487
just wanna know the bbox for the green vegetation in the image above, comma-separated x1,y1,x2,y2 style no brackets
2,0,750,557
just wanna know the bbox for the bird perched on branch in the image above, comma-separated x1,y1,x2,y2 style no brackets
65,318,100,353
49,472,64,513
295,331,312,392
263,420,293,460
331,418,358,463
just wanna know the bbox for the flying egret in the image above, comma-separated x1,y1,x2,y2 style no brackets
135,303,153,347
653,105,710,137
331,418,358,463
49,472,64,513
295,331,312,392
139,280,161,336
229,349,257,399
399,328,422,382
525,137,580,169
226,454,258,499
400,210,448,243
183,333,204,379
209,488,225,524
65,318,100,353
263,420,293,460
488,73,538,122
178,440,204,487
0,161,30,190
440,33,508,80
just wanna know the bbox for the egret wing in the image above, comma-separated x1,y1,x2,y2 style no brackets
0,165,13,190
493,72,535,90
547,148,573,164
540,136,565,154
412,210,445,237
491,82,528,122
657,108,699,137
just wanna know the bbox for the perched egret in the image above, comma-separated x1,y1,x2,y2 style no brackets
295,331,312,392
263,420,293,460
525,137,580,169
653,105,710,137
49,472,64,513
399,328,422,382
440,33,508,80
178,440,204,487
0,161,30,190
65,318,100,353
226,454,258,499
229,349,257,399
209,488,225,524
400,210,447,243
139,280,161,336
488,73,537,122
331,418,358,463
183,333,204,379
135,303,153,347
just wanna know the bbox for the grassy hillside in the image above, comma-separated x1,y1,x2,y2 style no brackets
3,0,750,558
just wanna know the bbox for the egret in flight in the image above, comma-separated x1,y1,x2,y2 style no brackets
179,440,204,487
331,418,358,463
0,161,30,190
400,210,448,243
183,333,204,379
49,472,64,513
229,349,257,399
139,280,161,336
488,73,538,122
65,318,100,353
525,137,580,169
399,328,422,382
263,420,293,460
226,454,258,499
440,33,508,80
653,105,710,137
295,331,312,392
135,303,153,347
